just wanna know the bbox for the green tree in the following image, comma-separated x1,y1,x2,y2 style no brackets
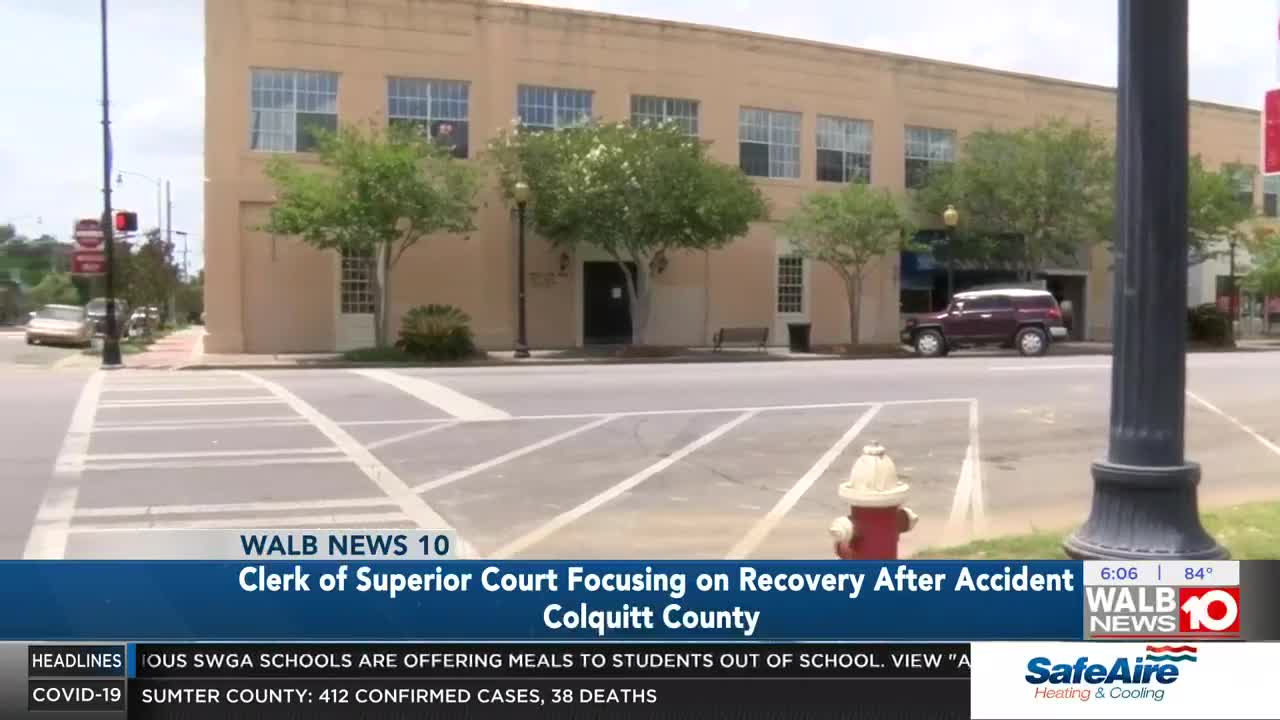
29,272,80,306
1243,227,1280,300
128,228,180,312
911,162,1006,293
920,118,1113,279
263,123,481,348
489,121,767,344
1188,156,1257,264
780,183,914,346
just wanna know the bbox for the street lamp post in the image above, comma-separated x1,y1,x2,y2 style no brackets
942,205,959,303
99,0,123,368
1228,235,1239,343
513,181,531,359
1064,0,1226,560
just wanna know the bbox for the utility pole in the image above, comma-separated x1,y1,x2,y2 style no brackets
165,181,177,325
99,0,122,367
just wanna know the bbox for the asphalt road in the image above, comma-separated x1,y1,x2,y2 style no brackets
0,329,81,368
6,351,1280,560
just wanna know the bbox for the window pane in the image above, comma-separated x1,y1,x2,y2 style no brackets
777,256,804,313
905,158,931,189
340,249,375,315
631,95,699,135
296,113,336,152
740,142,770,177
816,149,844,182
1265,193,1278,218
432,120,468,159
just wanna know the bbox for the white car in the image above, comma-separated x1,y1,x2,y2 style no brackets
26,305,94,347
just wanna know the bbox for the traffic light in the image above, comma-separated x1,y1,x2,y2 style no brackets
114,210,138,233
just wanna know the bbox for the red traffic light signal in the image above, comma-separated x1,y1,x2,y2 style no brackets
114,211,138,233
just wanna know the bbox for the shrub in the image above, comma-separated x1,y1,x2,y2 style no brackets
395,304,478,361
1188,303,1232,345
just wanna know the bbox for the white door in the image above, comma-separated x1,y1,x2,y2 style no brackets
335,249,375,351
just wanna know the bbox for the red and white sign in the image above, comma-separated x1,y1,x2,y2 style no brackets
1178,586,1241,635
73,217,104,250
71,250,107,276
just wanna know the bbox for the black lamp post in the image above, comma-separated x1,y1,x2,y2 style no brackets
1064,0,1226,560
942,204,959,303
513,181,531,359
99,0,123,368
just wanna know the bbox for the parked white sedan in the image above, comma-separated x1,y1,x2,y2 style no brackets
26,304,94,347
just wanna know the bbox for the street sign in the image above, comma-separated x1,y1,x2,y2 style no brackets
71,250,106,276
73,217,104,250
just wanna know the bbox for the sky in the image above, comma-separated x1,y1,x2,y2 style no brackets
1,0,1278,274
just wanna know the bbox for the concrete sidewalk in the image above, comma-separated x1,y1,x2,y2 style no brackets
129,326,206,369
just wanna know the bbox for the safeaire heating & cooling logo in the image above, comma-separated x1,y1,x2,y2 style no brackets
1023,645,1197,704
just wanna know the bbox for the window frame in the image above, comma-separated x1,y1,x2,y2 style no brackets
387,76,471,159
249,68,339,153
630,95,700,136
816,115,873,184
775,255,806,315
1265,175,1280,218
739,107,802,180
904,126,956,190
516,85,595,132
339,249,376,316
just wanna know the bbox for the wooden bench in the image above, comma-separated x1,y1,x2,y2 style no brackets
713,326,769,352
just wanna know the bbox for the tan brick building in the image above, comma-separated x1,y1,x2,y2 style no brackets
203,0,1264,354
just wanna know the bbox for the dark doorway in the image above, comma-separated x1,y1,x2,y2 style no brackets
1045,274,1087,340
583,261,634,345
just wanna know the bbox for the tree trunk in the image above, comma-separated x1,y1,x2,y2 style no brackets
366,254,385,349
846,271,863,348
618,258,651,346
378,245,394,349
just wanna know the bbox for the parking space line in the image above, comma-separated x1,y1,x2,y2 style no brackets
94,419,312,433
84,447,339,462
726,404,883,560
353,369,512,421
488,411,759,560
84,456,354,472
968,399,986,535
99,397,281,408
74,495,398,519
101,384,257,393
235,371,474,557
414,416,620,493
1188,390,1280,457
24,370,104,559
97,415,301,428
68,510,410,532
365,421,461,451
988,364,1109,372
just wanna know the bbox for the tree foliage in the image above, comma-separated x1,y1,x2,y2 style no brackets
916,119,1113,277
29,272,80,306
263,123,481,347
1188,156,1256,264
1243,227,1280,298
128,228,180,311
488,120,767,344
780,183,914,346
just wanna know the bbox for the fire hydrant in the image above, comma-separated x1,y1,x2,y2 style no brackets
829,442,918,560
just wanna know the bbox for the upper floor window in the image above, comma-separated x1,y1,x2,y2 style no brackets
387,77,469,158
1264,175,1280,218
817,116,872,184
739,108,801,179
904,126,955,189
250,69,338,153
517,85,593,131
631,95,699,135
1226,163,1256,210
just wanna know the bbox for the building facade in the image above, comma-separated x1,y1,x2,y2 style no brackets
204,0,1264,354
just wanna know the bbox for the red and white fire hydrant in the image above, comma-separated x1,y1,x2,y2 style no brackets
829,442,918,560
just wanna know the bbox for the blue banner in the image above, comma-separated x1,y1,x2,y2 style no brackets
0,561,1083,641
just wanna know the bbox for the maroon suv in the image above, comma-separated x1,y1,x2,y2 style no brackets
901,288,1069,357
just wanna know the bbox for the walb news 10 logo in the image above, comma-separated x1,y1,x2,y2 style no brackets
1086,566,1240,640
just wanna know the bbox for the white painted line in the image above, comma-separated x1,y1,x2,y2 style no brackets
101,384,256,393
23,487,80,560
94,419,312,433
69,510,410,532
1187,390,1280,457
24,370,104,559
353,369,512,421
725,405,882,560
988,364,1109,372
414,416,619,493
235,371,474,557
75,495,398,519
99,397,281,408
84,456,354,472
84,447,339,462
968,399,986,536
365,421,461,451
489,411,759,560
97,415,301,428
339,418,472,427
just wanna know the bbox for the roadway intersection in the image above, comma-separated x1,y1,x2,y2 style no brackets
5,351,1280,560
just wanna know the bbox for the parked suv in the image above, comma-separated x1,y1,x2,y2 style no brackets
901,289,1069,357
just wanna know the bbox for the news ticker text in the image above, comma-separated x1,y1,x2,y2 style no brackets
26,643,969,719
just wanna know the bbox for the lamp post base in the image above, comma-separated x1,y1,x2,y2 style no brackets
513,344,530,359
1063,461,1228,560
101,338,124,368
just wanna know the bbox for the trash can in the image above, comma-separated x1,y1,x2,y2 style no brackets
787,322,811,353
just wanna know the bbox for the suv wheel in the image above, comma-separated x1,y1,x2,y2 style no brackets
914,329,946,357
1016,326,1048,357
